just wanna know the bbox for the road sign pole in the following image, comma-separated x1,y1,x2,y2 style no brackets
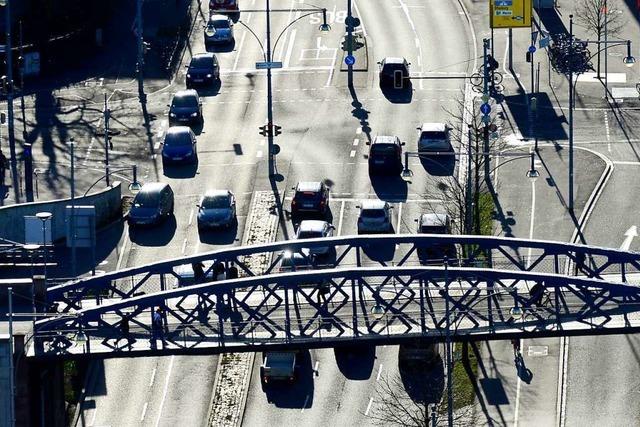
346,0,354,87
266,0,276,177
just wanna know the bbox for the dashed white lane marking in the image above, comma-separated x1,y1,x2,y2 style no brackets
396,202,403,233
314,361,319,372
140,402,148,421
365,397,374,415
154,356,175,427
352,0,368,37
116,228,129,270
353,138,359,146
604,111,611,152
415,37,420,47
356,127,363,134
256,150,263,158
181,239,187,254
337,200,346,235
149,368,157,387
301,394,310,412
376,364,383,381
188,208,195,226
349,150,356,157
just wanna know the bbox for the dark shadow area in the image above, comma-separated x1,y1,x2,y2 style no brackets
535,6,568,37
503,92,567,141
193,80,222,97
262,349,315,409
479,377,510,405
420,156,455,177
348,80,372,143
369,175,408,202
380,84,414,104
399,355,445,404
128,216,177,246
198,222,239,245
162,160,199,179
81,359,107,397
362,238,396,262
205,39,236,53
333,344,376,380
623,0,640,24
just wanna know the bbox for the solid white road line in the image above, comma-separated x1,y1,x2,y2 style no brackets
337,201,346,235
325,46,337,87
188,208,194,226
154,356,175,427
376,364,383,381
116,228,129,270
314,361,319,372
396,202,403,233
283,29,297,69
352,0,368,37
149,367,157,387
233,31,248,72
301,394,310,412
365,397,374,416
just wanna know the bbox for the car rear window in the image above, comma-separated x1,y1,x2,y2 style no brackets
202,195,230,209
382,63,406,74
361,209,385,218
371,144,398,155
295,191,321,201
191,56,213,68
134,191,160,207
420,131,447,140
173,95,198,108
420,225,448,234
165,132,191,146
297,231,321,239
211,19,230,29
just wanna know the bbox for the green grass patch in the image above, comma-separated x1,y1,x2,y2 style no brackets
478,192,495,236
453,342,478,409
63,360,79,403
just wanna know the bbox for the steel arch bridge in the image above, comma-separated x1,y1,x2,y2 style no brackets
29,235,640,360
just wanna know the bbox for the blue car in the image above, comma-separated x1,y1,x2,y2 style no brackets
162,126,198,164
205,14,234,45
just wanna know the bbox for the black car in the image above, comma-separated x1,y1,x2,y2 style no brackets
128,182,175,227
416,213,457,264
368,135,404,175
290,181,330,218
378,57,410,88
161,126,198,164
186,53,220,88
168,89,203,126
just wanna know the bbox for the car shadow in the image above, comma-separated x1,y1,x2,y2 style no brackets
290,210,334,230
399,355,445,404
361,237,396,262
198,221,239,245
194,80,222,97
420,156,455,176
206,39,236,53
191,120,205,136
334,344,376,380
369,175,408,202
380,83,413,104
128,216,177,247
262,349,314,409
162,160,199,178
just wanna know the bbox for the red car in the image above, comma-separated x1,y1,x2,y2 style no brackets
210,0,238,11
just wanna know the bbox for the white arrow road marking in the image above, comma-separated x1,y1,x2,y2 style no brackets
620,226,638,251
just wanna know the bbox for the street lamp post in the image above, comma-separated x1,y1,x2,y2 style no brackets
35,212,52,283
68,138,77,277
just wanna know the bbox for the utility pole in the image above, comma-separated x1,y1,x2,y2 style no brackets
265,0,275,177
136,0,144,99
4,0,18,202
104,93,110,186
568,15,574,212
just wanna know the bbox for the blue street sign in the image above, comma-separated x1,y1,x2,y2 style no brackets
480,103,491,115
345,55,356,66
528,45,536,53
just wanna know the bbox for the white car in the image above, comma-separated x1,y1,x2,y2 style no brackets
295,220,335,255
417,122,453,155
357,200,393,234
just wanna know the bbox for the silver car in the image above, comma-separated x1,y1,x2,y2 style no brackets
205,14,234,45
357,200,393,234
295,220,335,255
197,190,236,230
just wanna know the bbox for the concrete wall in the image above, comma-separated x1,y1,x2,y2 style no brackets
0,181,122,244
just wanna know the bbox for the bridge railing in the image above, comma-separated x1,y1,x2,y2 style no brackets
46,235,640,312
30,266,640,359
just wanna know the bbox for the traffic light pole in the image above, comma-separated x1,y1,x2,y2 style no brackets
346,0,353,87
265,0,275,177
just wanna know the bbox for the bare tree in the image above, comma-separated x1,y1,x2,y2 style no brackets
575,0,627,76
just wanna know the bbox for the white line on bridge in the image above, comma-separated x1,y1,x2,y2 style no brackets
140,402,148,421
154,356,175,427
376,364,383,381
365,397,374,415
337,201,345,236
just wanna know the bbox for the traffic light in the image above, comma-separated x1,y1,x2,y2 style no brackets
526,51,532,63
274,125,282,136
143,41,151,54
259,125,268,136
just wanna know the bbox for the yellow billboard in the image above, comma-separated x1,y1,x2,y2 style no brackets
490,0,532,28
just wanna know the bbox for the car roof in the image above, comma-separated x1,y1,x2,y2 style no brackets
203,189,231,198
382,57,407,65
140,182,169,194
210,14,230,21
419,213,450,226
373,135,399,145
298,220,329,233
174,89,199,99
419,123,447,133
361,199,387,210
296,181,323,192
166,126,192,136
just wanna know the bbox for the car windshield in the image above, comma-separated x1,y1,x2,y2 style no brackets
371,144,397,155
298,231,321,239
190,56,213,68
210,19,230,29
172,95,197,108
134,191,159,208
164,132,191,146
202,195,230,209
361,209,385,218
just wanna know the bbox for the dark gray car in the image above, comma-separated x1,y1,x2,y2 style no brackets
128,182,174,227
169,89,203,126
186,53,220,87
